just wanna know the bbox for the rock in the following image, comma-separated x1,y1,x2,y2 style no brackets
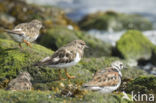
150,47,156,65
0,32,12,40
6,72,32,91
37,26,112,57
0,38,112,89
79,11,153,31
0,38,147,102
0,38,53,84
116,30,155,62
0,0,78,30
0,89,132,103
125,76,156,94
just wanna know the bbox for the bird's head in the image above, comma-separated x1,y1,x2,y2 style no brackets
73,40,88,50
18,71,32,81
31,19,43,29
111,61,125,71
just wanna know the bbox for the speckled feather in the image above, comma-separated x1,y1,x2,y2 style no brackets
84,67,120,87
5,19,42,43
38,40,86,66
7,72,32,90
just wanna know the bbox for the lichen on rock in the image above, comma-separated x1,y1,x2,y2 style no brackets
79,11,153,31
116,30,155,61
125,76,156,94
0,38,53,83
37,26,112,57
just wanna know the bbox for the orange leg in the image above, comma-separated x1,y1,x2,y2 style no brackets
64,68,75,79
18,43,22,48
23,40,32,48
58,69,66,80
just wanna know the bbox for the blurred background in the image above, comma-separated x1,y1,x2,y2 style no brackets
26,0,156,46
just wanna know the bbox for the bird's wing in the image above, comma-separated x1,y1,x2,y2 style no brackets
84,67,120,87
39,47,76,66
15,23,39,37
5,23,29,35
4,29,24,36
6,78,17,89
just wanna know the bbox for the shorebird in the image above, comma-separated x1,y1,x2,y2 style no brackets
5,19,42,48
83,61,125,93
7,72,32,91
36,40,88,80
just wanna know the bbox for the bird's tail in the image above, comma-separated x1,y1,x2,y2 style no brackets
4,29,23,36
33,56,51,66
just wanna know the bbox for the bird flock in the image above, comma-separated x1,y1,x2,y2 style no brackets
5,20,126,93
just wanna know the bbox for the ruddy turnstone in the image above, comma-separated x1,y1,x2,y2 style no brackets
6,72,32,91
83,61,125,93
36,40,88,80
5,19,42,48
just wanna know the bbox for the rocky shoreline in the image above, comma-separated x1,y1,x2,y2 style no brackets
0,0,156,103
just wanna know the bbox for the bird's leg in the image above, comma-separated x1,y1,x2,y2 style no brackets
64,68,75,79
23,40,32,48
18,43,22,48
58,69,66,80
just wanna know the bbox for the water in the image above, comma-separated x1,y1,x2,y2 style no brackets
27,0,156,27
88,30,156,46
27,0,156,46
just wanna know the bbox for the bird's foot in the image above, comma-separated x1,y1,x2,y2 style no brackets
59,78,66,81
64,68,75,79
66,73,75,79
23,40,32,48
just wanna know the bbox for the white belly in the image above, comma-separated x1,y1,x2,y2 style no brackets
25,33,39,42
10,34,23,43
48,53,81,68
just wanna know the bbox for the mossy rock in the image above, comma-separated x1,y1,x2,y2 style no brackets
0,0,78,30
150,47,156,65
0,38,112,89
0,32,12,40
0,38,148,103
0,38,54,85
37,26,112,57
79,11,153,31
116,30,155,61
33,57,146,91
0,90,133,103
0,36,145,89
125,76,156,94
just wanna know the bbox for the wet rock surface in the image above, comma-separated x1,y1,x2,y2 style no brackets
79,11,153,31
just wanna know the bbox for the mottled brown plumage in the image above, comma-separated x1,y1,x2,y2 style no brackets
83,61,125,93
37,40,88,80
85,67,120,87
6,72,32,91
5,19,42,48
39,40,87,66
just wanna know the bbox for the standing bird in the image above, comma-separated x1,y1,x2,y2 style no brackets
5,19,42,48
6,72,32,91
83,61,126,93
36,40,88,80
